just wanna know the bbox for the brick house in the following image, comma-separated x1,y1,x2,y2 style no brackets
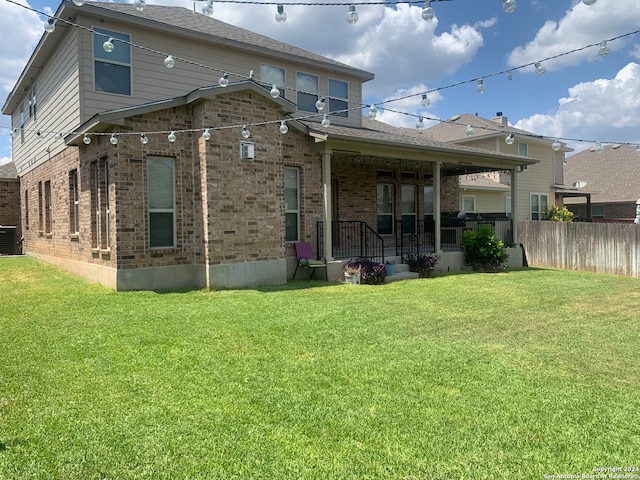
0,162,21,254
3,1,533,289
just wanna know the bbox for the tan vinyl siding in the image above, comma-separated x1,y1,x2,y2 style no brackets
461,190,509,213
12,29,81,176
76,14,363,127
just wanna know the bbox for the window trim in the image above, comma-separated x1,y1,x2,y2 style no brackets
295,71,319,113
377,183,394,235
518,142,528,157
69,169,79,234
284,167,300,243
462,195,476,213
147,156,177,249
93,27,132,97
530,192,549,221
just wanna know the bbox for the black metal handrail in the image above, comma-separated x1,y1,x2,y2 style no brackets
395,219,435,257
317,221,385,263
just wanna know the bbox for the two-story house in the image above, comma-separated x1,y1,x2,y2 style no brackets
425,113,573,220
3,1,534,290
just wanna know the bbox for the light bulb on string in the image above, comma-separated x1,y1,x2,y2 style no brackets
168,131,176,143
503,0,517,14
9,129,16,138
505,132,515,145
134,0,146,12
315,97,326,111
534,62,546,76
368,105,377,119
202,0,214,16
321,115,331,128
44,18,55,33
110,134,118,145
421,1,435,21
279,120,288,134
36,131,43,140
598,41,610,57
72,0,84,5
552,139,561,151
465,125,474,136
242,126,251,139
164,55,175,68
270,84,280,98
636,145,640,156
140,134,148,145
415,116,424,130
275,4,287,23
583,0,596,5
54,132,64,141
595,142,604,153
421,94,430,107
346,5,358,25
476,79,485,94
506,70,513,81
219,73,229,87
202,129,211,141
83,134,91,145
103,37,114,53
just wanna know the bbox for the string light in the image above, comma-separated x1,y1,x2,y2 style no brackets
505,132,515,145
103,37,114,53
202,128,211,140
595,142,604,153
502,0,516,14
476,79,485,94
279,120,288,134
242,125,251,138
44,18,55,33
636,145,640,156
202,0,214,16
54,132,64,141
368,104,378,119
583,0,597,5
83,134,91,144
110,134,118,145
140,134,148,144
164,55,175,68
421,1,435,21
168,131,176,142
346,5,358,24
421,93,430,107
315,97,326,111
275,4,287,23
219,73,229,87
552,138,561,151
465,125,474,136
534,62,546,76
506,70,512,81
270,84,280,98
598,40,610,57
72,0,84,5
133,0,145,12
36,131,43,140
321,114,331,127
415,116,424,129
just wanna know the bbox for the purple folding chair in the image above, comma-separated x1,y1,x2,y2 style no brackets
292,242,328,281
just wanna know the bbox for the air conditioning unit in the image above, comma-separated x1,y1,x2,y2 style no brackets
240,141,255,160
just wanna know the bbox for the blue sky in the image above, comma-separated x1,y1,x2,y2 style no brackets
2,0,640,165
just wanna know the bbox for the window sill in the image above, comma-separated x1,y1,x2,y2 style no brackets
70,233,79,242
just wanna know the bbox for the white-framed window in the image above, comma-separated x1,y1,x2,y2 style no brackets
505,196,512,216
377,184,394,235
28,86,37,121
37,181,43,231
94,28,131,96
19,105,25,143
462,195,476,213
530,193,548,220
401,185,416,233
284,167,299,242
44,180,52,234
69,169,79,234
423,185,434,215
296,72,319,112
260,64,285,98
328,79,348,118
518,142,528,157
92,159,110,249
148,157,176,249
24,189,29,231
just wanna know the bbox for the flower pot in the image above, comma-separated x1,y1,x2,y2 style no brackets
385,264,395,276
344,272,361,284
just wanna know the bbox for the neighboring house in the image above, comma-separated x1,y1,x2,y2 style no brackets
424,113,574,220
0,162,21,254
2,1,534,290
564,144,640,223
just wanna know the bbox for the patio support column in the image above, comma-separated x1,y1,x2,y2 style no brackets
434,161,442,253
321,150,334,260
511,168,518,246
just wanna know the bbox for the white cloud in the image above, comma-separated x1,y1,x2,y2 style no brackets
514,62,640,152
0,156,10,166
376,84,442,129
508,0,640,72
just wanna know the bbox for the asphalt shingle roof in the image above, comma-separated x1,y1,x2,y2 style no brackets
564,144,640,203
424,113,538,143
0,162,17,179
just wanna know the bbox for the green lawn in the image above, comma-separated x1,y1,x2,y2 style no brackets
0,257,638,479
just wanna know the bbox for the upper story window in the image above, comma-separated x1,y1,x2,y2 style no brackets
261,64,285,98
518,142,528,157
296,72,318,113
28,86,36,121
328,79,348,118
93,28,131,96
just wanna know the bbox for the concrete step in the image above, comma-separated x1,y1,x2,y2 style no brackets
384,271,419,283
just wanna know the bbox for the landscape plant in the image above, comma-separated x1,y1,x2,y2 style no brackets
402,252,439,277
541,205,574,222
461,223,508,272
345,257,386,284
1,257,639,479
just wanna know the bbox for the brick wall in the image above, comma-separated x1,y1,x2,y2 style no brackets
0,178,20,228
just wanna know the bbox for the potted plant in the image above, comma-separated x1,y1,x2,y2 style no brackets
385,260,395,276
402,252,439,278
344,264,362,284
344,258,386,285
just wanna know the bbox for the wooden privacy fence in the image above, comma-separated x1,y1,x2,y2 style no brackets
517,221,640,277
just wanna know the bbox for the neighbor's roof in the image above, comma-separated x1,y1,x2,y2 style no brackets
459,173,510,191
564,144,640,204
0,162,18,179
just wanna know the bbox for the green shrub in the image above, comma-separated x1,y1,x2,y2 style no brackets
541,205,574,222
461,224,509,272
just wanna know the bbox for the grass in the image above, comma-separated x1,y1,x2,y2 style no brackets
0,257,639,479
